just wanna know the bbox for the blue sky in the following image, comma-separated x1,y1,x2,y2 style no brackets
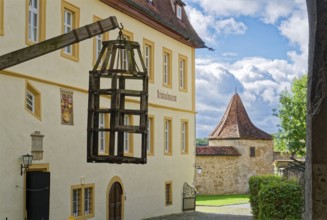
183,0,308,138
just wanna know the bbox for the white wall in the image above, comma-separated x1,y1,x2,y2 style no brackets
0,0,196,219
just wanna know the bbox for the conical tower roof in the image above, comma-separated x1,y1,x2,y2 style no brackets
209,93,272,140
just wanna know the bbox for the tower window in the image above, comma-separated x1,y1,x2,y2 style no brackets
250,147,256,157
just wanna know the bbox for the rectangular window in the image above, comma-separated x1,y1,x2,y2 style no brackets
0,0,3,35
84,187,93,215
63,10,72,54
178,54,188,91
165,181,173,206
95,34,102,59
25,81,41,120
93,16,109,65
26,90,35,113
181,120,188,154
250,147,256,157
72,188,82,217
163,48,172,88
147,115,154,156
121,30,133,70
164,117,172,155
124,115,129,152
176,5,182,19
163,54,168,84
71,184,94,218
143,38,155,83
28,0,39,42
61,1,80,61
123,115,134,156
98,113,109,155
26,0,46,44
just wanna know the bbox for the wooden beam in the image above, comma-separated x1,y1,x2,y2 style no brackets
0,16,119,70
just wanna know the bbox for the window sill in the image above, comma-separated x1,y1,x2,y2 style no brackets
61,50,80,62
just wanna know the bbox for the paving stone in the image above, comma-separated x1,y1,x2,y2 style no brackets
145,203,253,220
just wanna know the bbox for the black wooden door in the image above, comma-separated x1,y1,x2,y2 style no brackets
109,182,122,220
26,171,50,220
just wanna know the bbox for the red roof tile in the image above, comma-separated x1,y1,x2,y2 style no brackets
101,0,206,48
196,146,241,156
209,93,272,140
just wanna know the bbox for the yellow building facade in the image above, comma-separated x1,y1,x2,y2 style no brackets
0,0,205,219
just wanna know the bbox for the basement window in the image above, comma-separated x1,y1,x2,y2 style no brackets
165,181,173,206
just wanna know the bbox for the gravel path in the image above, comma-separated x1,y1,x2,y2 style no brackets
145,203,253,220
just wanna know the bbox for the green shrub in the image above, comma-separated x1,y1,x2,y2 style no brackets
258,180,303,220
249,175,281,218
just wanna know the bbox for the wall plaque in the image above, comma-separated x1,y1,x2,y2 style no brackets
60,89,74,125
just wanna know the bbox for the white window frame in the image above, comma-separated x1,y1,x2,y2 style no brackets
71,184,94,218
179,59,185,89
64,9,73,54
124,115,129,152
121,34,131,70
147,117,151,153
181,122,186,153
145,44,150,73
84,187,91,215
26,90,35,113
72,188,81,217
176,5,182,19
28,0,39,42
98,113,105,154
164,120,170,153
95,33,103,61
163,53,169,85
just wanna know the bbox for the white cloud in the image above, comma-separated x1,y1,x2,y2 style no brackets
215,18,247,35
279,11,308,55
183,0,309,137
195,56,303,137
186,0,304,24
222,52,238,57
278,6,308,74
192,0,261,17
261,0,295,24
185,7,216,43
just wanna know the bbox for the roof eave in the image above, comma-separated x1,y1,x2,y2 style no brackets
208,137,273,141
100,0,206,48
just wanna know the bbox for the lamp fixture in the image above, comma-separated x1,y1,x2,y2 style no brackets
21,154,33,175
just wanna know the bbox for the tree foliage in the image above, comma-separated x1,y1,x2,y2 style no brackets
196,138,208,146
273,75,307,156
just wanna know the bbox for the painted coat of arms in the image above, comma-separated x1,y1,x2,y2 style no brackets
61,89,74,125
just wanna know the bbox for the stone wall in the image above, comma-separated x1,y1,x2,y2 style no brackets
195,139,273,195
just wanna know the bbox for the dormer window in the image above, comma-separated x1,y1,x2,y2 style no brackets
176,5,182,19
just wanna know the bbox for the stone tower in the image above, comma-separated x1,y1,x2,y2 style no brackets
195,93,274,194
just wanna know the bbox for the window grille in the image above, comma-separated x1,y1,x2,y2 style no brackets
165,183,172,205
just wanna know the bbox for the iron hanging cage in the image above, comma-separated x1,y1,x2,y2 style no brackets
87,25,148,164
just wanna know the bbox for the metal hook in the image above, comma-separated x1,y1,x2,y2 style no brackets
118,23,124,31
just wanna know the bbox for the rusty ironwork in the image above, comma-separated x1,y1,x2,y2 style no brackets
87,25,148,164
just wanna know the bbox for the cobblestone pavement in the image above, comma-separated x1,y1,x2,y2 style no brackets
145,203,253,220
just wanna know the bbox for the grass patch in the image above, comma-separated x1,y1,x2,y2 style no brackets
196,194,249,206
